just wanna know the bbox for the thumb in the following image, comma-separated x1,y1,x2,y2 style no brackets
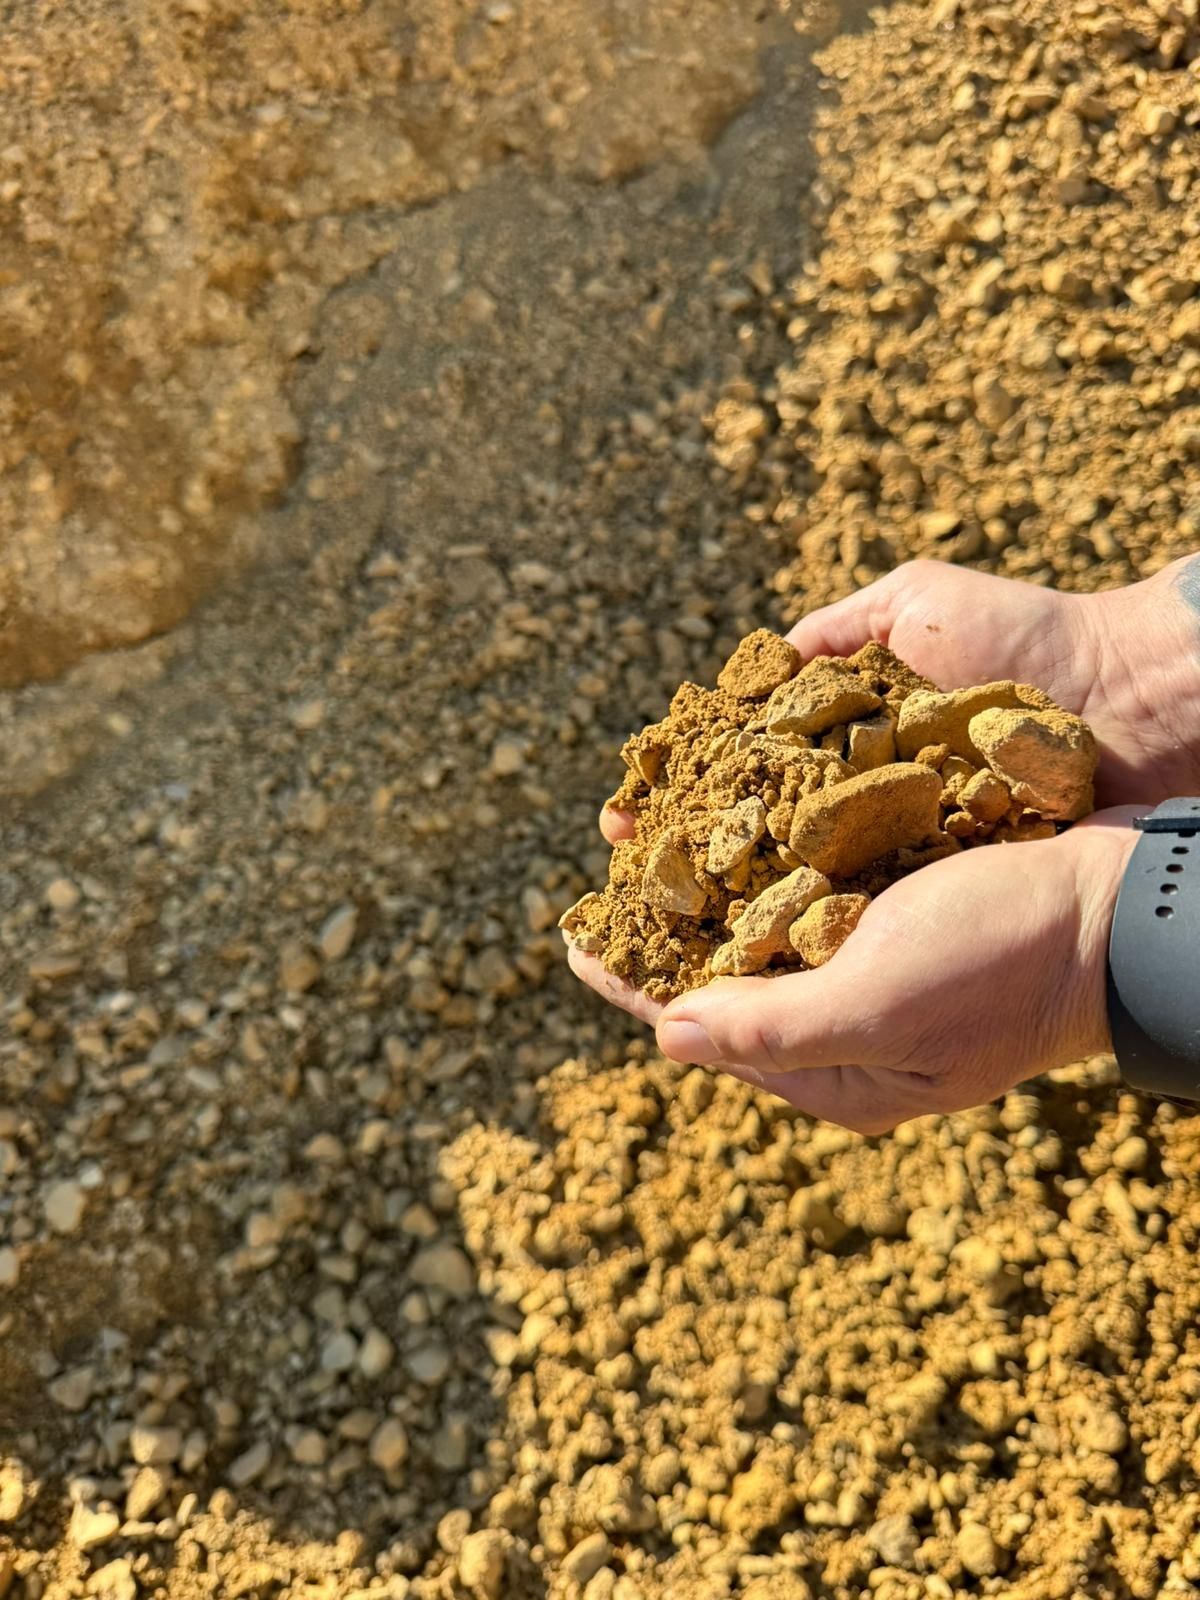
656,967,886,1076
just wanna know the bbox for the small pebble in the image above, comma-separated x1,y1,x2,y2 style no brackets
369,1419,410,1473
409,1242,475,1297
130,1426,183,1466
563,1532,612,1586
45,877,81,912
125,1467,170,1522
458,1529,506,1599
68,1505,120,1551
44,1180,86,1235
319,905,358,963
227,1441,272,1487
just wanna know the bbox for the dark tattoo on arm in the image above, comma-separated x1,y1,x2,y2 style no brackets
1176,554,1200,620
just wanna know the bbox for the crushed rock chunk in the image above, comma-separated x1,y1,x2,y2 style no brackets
849,642,936,701
896,681,1055,762
960,768,1011,823
572,633,1095,999
788,764,944,878
642,834,707,919
968,707,1096,821
846,713,896,772
621,728,668,788
717,629,801,698
765,657,883,737
706,796,767,876
712,867,832,976
789,893,870,968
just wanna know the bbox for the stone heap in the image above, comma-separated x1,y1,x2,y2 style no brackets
562,631,1097,1000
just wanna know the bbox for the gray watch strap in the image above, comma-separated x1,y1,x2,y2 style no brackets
1107,798,1200,1100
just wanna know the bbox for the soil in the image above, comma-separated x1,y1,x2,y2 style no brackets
563,636,1095,1000
2,2,1200,1599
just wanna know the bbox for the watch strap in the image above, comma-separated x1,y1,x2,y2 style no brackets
1107,798,1200,1100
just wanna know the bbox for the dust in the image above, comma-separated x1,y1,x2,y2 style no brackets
562,635,1095,1000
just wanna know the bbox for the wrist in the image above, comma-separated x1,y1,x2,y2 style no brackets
1086,561,1200,798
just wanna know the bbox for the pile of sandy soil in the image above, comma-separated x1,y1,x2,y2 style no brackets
2,1,1200,1598
0,0,769,686
564,635,1095,999
724,0,1200,609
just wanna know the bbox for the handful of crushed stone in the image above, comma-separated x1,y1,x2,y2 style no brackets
562,631,1097,1002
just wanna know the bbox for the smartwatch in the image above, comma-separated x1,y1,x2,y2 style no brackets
1107,798,1200,1101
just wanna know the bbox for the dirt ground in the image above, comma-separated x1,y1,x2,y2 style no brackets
4,1,1200,1598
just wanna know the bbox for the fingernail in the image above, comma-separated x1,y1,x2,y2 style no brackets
658,1017,719,1065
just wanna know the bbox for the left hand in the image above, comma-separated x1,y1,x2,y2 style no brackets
568,810,1138,1134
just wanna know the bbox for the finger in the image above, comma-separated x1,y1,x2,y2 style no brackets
785,570,903,660
655,967,888,1078
565,941,664,1027
725,1057,927,1136
571,944,920,1132
600,805,635,845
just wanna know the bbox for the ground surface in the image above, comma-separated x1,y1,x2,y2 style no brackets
3,2,1200,1598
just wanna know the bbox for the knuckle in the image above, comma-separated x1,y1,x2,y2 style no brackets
903,558,944,591
728,1012,792,1075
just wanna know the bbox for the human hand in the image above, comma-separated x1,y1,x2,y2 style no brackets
598,554,1200,849
577,557,1195,1130
784,555,1200,811
570,809,1138,1133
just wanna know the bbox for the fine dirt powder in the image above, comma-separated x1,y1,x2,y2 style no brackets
3,2,1200,1600
563,634,1096,1000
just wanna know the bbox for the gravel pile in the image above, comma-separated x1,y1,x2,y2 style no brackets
2,2,1200,1598
564,635,1095,999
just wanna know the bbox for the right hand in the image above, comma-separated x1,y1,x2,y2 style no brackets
600,554,1200,845
573,808,1138,1135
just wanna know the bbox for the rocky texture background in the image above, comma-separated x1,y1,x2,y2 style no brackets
2,2,1200,1598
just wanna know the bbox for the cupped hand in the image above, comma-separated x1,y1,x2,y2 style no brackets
784,556,1200,809
571,810,1138,1134
599,554,1200,848
578,557,1198,1130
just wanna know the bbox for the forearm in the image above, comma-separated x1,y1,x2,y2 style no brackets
1081,554,1200,804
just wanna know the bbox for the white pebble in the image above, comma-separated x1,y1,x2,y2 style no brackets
44,1180,86,1235
358,1328,395,1379
320,1331,359,1373
130,1425,183,1466
319,905,358,962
